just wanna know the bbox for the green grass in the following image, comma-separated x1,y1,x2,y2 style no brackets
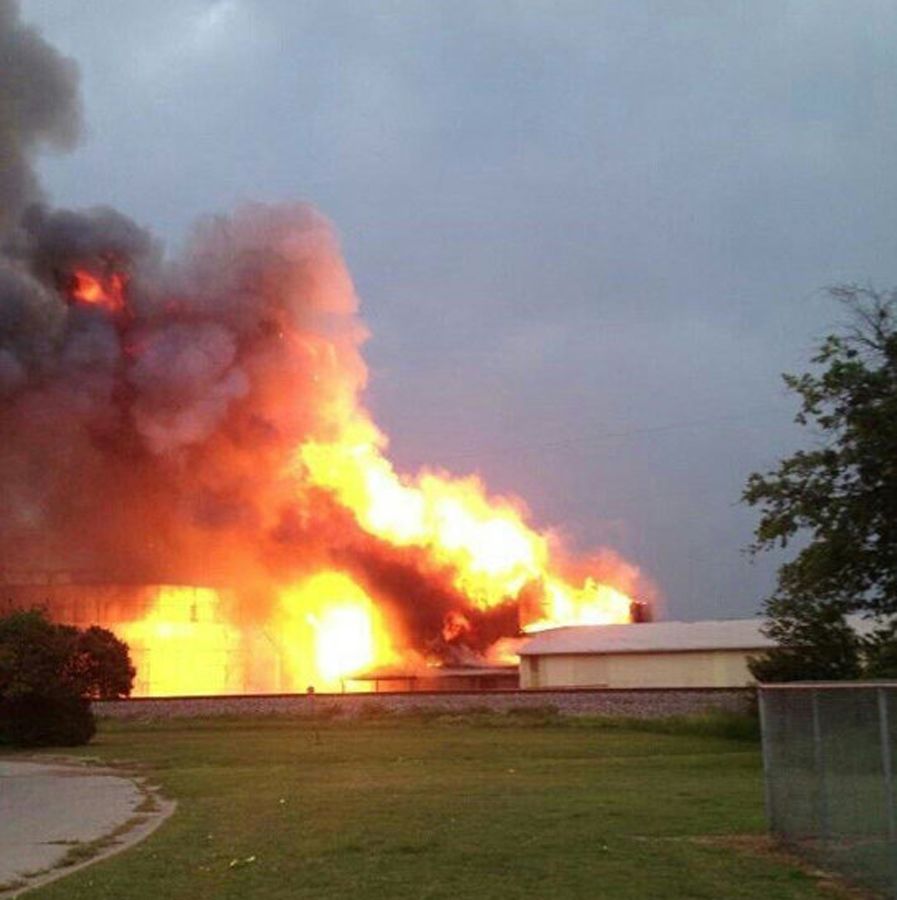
11,713,853,899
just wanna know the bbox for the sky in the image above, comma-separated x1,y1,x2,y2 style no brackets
19,0,897,621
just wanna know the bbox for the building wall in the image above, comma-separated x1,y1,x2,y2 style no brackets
1,583,251,695
520,649,758,689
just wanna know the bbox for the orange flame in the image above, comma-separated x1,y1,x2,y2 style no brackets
298,417,636,634
11,206,653,698
113,578,397,695
277,572,397,689
108,418,637,696
69,269,127,313
524,578,633,632
117,586,242,696
64,225,646,695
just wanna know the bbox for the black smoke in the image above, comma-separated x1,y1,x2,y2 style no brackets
0,0,80,234
0,4,519,667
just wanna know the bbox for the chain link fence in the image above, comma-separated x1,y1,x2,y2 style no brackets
759,683,897,896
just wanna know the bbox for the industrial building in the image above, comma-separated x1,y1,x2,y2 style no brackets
518,618,775,689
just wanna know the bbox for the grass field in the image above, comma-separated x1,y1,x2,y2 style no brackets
13,711,858,899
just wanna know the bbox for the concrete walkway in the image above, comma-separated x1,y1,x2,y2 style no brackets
0,759,174,896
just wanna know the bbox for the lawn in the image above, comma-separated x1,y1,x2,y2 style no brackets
16,711,851,899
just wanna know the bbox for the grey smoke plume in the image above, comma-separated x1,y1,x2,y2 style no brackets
0,197,518,661
0,2,369,583
0,0,80,233
0,4,650,676
0,199,368,583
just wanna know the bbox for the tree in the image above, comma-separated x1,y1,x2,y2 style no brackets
0,609,134,746
747,600,862,682
743,286,897,680
62,625,135,699
862,622,897,678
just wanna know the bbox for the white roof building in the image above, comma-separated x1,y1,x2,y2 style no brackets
518,618,776,689
520,618,777,657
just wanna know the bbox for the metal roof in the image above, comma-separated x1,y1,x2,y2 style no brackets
518,618,777,656
518,615,881,656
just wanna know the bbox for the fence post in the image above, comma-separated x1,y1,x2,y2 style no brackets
757,687,776,835
876,688,897,899
811,689,829,847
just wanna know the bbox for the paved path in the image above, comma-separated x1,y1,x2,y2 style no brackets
0,759,173,896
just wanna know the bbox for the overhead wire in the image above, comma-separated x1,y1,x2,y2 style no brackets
416,405,796,463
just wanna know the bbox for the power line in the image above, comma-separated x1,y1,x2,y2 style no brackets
422,406,795,463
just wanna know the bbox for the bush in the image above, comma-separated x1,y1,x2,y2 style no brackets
0,609,133,747
0,695,96,747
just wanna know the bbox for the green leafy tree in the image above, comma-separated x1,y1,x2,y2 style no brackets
0,609,134,746
747,601,862,682
743,287,897,680
863,624,897,678
62,625,135,699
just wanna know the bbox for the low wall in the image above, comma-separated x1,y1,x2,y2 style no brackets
94,687,754,720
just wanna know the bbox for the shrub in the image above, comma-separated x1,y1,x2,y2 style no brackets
0,609,133,747
0,695,96,747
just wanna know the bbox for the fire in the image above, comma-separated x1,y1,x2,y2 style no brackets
106,422,636,697
117,586,242,696
3,0,657,699
278,572,397,690
111,578,396,696
299,417,636,632
525,578,634,632
8,203,650,697
69,268,127,313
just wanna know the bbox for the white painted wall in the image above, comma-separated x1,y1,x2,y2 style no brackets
520,649,757,689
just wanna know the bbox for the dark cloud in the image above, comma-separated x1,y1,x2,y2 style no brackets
21,0,897,618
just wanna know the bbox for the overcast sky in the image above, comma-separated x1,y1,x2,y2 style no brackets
21,0,897,620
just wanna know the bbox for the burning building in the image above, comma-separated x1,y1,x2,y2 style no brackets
0,2,655,696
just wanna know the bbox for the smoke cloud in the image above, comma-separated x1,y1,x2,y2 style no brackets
0,0,80,233
1,4,651,686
